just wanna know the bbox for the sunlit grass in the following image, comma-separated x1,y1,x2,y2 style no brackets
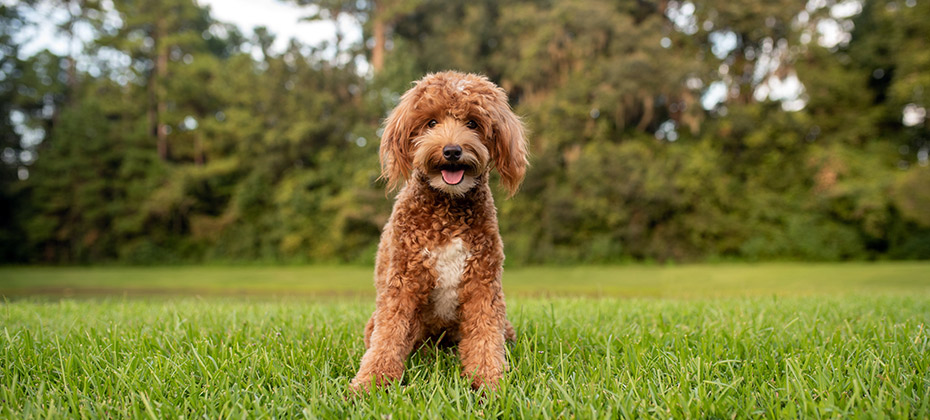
1,263,929,418
1,296,929,418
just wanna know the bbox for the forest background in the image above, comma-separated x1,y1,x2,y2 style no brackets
1,0,929,266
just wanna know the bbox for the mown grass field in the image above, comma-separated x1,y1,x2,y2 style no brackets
2,262,929,298
1,263,929,418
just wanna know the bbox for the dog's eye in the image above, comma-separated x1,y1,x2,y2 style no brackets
427,119,438,128
465,120,478,130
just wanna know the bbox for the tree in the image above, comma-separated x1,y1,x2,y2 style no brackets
104,0,216,160
7,0,930,264
285,0,424,73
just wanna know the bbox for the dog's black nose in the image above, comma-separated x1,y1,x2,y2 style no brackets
443,145,462,161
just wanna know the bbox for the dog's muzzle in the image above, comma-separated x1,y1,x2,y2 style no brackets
440,145,465,185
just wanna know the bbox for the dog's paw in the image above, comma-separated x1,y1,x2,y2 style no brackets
348,377,374,397
350,368,402,395
504,321,517,343
464,370,501,392
470,378,500,393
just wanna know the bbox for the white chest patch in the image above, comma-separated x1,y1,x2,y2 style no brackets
425,238,470,321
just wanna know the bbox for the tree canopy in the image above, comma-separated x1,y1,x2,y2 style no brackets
1,0,928,264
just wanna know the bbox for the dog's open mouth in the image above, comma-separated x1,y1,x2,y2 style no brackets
439,165,468,185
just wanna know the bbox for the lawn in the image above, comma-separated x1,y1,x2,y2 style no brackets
1,263,929,418
2,261,929,298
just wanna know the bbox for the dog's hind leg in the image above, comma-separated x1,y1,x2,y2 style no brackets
503,318,516,342
363,312,375,349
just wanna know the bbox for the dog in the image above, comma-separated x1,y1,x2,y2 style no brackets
350,71,528,392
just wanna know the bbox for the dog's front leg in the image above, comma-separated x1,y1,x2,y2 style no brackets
351,273,426,392
458,256,508,391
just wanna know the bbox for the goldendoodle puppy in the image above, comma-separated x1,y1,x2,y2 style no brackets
351,71,528,392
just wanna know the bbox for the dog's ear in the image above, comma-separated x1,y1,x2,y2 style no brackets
379,88,419,191
489,98,529,197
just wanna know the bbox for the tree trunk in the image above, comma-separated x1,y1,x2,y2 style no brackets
155,17,169,161
147,71,158,148
66,0,78,95
371,0,386,73
194,135,204,166
636,93,655,132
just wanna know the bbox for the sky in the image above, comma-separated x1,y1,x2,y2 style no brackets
7,0,361,58
196,0,361,55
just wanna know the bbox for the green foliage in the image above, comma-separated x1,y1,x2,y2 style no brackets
2,0,929,264
893,166,930,228
25,99,130,262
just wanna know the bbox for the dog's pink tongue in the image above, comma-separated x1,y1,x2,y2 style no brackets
441,169,465,185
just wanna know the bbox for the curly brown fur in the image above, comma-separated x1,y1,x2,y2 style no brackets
351,71,527,392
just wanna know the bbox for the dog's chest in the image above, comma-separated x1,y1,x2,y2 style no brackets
424,238,470,321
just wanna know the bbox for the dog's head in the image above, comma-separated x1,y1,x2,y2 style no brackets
379,71,528,197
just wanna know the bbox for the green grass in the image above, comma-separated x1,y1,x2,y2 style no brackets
1,263,930,418
2,261,929,297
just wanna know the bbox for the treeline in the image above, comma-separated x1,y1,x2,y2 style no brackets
1,0,928,265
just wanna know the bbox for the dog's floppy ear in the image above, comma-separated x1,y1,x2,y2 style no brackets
489,97,529,197
379,87,419,191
